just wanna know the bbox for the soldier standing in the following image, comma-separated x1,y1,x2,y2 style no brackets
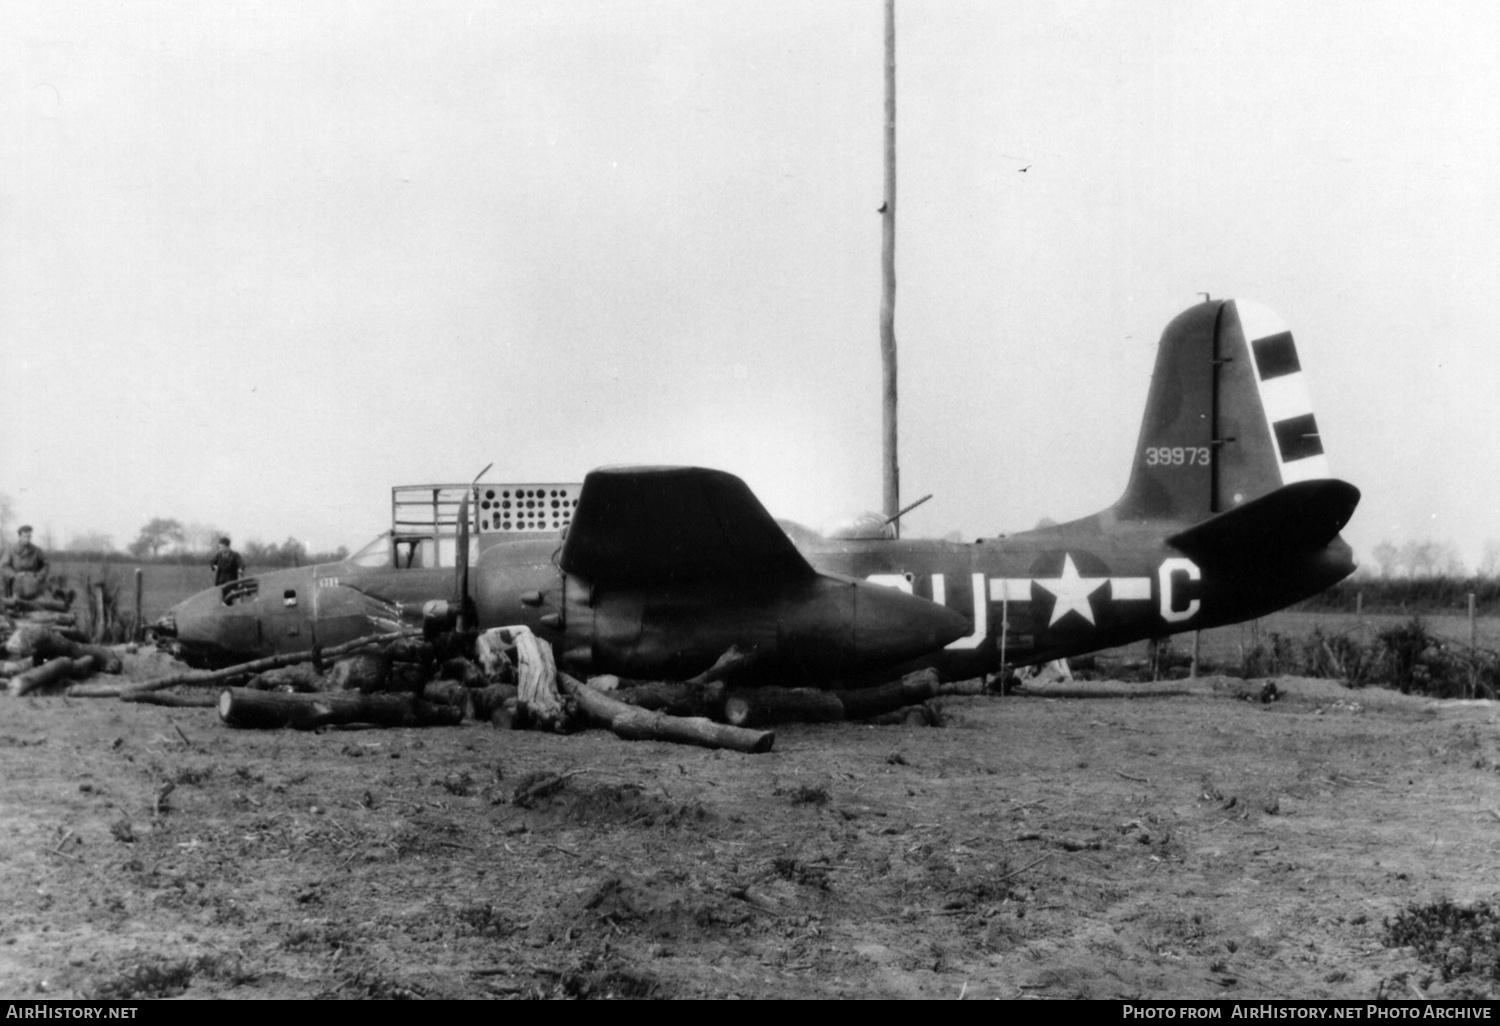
2,525,49,599
211,536,245,586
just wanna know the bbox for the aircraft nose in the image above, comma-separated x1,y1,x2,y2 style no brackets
852,583,972,664
151,610,177,638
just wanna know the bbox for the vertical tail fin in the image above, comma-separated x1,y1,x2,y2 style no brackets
1112,299,1331,524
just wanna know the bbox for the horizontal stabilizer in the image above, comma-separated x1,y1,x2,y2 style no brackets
1166,479,1360,564
560,466,817,587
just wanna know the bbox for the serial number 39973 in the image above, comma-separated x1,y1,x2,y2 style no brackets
1144,446,1211,467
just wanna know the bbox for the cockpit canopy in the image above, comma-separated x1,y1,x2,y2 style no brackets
345,531,476,571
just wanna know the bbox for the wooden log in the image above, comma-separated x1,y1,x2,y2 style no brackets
390,662,429,692
0,659,33,678
327,651,389,693
385,637,435,665
491,696,521,730
559,672,774,754
246,664,326,692
421,680,473,716
474,628,516,683
2,596,71,613
1012,677,1278,702
833,668,939,720
67,682,131,698
30,632,123,673
217,687,465,730
685,644,757,685
722,687,843,728
867,703,938,727
19,611,77,628
121,630,415,696
437,657,485,689
716,669,942,727
613,680,727,719
936,677,993,696
607,707,774,752
10,655,97,697
5,624,51,658
121,691,219,707
512,627,565,729
470,683,519,721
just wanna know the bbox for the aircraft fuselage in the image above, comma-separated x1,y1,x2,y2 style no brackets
800,519,1355,678
159,535,971,681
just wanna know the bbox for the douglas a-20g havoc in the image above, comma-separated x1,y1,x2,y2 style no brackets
155,298,1359,684
158,469,972,681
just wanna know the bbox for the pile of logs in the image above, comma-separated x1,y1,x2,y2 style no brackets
3,593,1002,753
28,614,991,753
1,595,124,697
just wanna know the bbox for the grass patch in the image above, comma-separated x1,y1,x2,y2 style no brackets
1385,899,1500,988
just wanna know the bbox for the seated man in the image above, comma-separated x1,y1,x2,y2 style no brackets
2,525,49,599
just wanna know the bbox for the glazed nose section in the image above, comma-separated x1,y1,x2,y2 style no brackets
163,589,243,649
852,582,972,664
163,595,216,646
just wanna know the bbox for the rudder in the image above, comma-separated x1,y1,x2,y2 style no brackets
1112,299,1331,524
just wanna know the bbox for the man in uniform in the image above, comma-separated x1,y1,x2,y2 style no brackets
2,525,49,599
211,536,246,586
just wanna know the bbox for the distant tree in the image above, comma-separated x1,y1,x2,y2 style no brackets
1371,541,1400,579
242,536,310,567
242,539,274,564
1479,541,1500,580
182,523,226,555
129,517,185,558
66,532,116,553
279,536,307,567
1399,540,1433,577
1398,539,1463,578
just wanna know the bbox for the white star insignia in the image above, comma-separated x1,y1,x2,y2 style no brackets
1035,554,1107,626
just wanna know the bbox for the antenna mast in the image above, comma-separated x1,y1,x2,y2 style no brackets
880,0,900,529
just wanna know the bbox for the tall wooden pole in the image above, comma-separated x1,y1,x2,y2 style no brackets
880,0,900,527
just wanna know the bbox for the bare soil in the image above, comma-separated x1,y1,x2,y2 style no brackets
4,654,1500,1000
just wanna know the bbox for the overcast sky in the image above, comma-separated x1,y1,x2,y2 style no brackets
2,1,1497,569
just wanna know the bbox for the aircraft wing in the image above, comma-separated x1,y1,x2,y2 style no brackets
559,466,818,587
1166,478,1360,564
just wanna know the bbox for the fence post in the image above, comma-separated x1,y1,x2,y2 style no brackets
1470,592,1478,700
134,568,144,641
92,583,106,643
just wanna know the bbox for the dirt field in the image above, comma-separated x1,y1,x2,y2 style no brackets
4,654,1500,1000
